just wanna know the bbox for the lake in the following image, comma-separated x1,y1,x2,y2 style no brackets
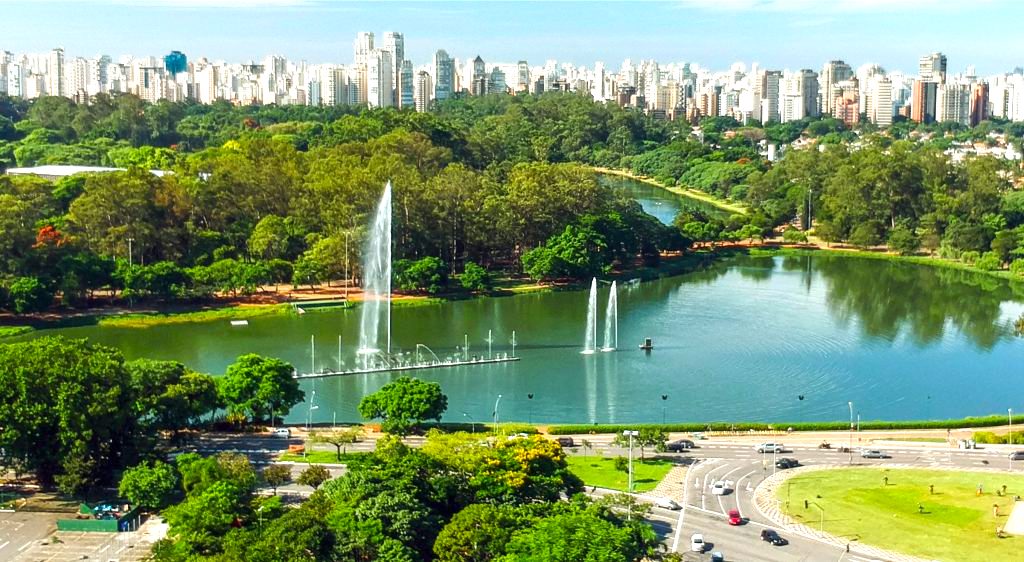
35,252,1024,426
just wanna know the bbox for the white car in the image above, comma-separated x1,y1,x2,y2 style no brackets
654,497,682,510
271,427,290,438
690,533,705,552
711,480,730,495
755,443,784,453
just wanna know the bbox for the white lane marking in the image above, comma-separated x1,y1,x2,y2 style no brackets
0,541,9,550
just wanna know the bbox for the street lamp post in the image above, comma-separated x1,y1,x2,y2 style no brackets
307,390,319,431
528,393,534,425
661,394,668,425
493,394,503,432
623,430,639,494
1010,408,1014,471
848,401,854,465
462,412,476,433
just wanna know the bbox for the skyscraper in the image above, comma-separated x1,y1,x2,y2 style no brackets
399,60,414,109
471,55,486,96
46,47,65,97
798,69,819,118
866,75,893,126
433,49,454,102
381,32,403,105
755,70,781,123
367,49,393,108
487,67,506,94
354,32,374,65
936,82,970,125
911,80,938,123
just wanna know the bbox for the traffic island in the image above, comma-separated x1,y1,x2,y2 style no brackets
754,464,1024,562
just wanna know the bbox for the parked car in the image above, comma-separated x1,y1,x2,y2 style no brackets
666,439,696,452
861,449,889,459
271,427,291,438
711,552,725,562
755,443,785,453
655,497,682,510
727,509,742,525
690,533,705,553
775,457,799,469
556,436,574,447
760,529,788,546
711,481,730,495
1009,451,1024,461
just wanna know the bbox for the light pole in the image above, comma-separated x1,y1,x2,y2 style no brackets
623,430,639,494
1010,408,1014,471
462,412,476,433
493,394,503,432
307,390,319,431
661,394,668,425
848,401,854,465
527,393,534,425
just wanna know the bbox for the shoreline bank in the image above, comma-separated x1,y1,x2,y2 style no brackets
593,166,748,215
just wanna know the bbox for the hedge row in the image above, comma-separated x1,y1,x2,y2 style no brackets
545,415,1011,435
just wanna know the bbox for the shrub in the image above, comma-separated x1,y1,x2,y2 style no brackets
782,229,808,244
1010,260,1024,277
960,250,981,265
975,251,1002,271
546,415,1014,435
460,262,492,292
613,456,628,472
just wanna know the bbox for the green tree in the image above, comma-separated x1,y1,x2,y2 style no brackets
887,225,921,256
218,354,303,424
358,377,448,436
118,460,179,510
312,428,364,461
433,504,524,562
460,261,492,292
297,464,331,489
6,276,53,313
498,507,655,562
261,464,292,495
394,256,448,294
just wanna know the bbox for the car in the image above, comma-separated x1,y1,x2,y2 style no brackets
861,449,889,459
666,439,696,452
727,508,742,525
690,533,705,553
760,529,788,546
1009,451,1024,461
711,480,730,495
691,432,707,440
271,427,290,438
711,552,725,562
556,436,575,447
654,497,682,510
775,457,799,469
755,443,785,453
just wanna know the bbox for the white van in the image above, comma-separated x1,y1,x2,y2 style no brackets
690,533,705,552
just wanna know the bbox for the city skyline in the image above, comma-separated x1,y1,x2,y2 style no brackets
2,0,1023,75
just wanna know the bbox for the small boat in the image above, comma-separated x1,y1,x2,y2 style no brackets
639,337,653,350
230,320,249,327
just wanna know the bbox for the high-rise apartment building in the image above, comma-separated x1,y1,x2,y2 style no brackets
969,82,988,126
911,80,938,123
367,49,393,108
919,52,947,83
487,67,506,94
354,32,374,65
866,74,893,126
399,60,414,108
381,32,403,105
46,48,65,96
820,59,853,115
798,69,819,118
936,82,970,125
755,70,781,123
414,70,433,112
517,60,530,92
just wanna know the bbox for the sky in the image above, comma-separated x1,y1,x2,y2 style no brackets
2,0,1023,75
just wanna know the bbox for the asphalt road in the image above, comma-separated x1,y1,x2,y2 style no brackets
182,432,1020,561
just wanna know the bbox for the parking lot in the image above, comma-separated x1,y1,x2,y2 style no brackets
0,511,61,559
0,511,165,562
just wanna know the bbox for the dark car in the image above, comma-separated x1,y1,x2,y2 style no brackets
556,437,575,447
861,449,890,459
775,457,799,469
666,439,696,452
1009,451,1024,461
760,529,788,546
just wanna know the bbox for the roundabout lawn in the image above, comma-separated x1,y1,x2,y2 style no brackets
778,468,1024,562
566,456,674,492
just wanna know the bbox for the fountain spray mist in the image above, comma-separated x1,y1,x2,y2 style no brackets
358,181,392,356
582,277,598,354
601,280,618,351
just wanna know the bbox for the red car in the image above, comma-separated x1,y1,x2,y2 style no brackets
727,509,743,526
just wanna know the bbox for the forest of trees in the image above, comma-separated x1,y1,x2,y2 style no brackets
1,91,1023,314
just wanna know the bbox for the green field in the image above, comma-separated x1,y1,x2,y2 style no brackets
278,450,370,464
779,468,1024,562
566,455,674,492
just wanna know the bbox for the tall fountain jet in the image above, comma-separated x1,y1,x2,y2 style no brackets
582,277,598,354
358,181,392,358
601,280,618,351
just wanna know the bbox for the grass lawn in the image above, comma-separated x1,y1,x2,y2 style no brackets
779,468,1024,562
278,450,370,465
566,455,674,493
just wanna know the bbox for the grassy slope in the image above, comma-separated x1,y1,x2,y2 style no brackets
779,468,1024,562
565,455,674,493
